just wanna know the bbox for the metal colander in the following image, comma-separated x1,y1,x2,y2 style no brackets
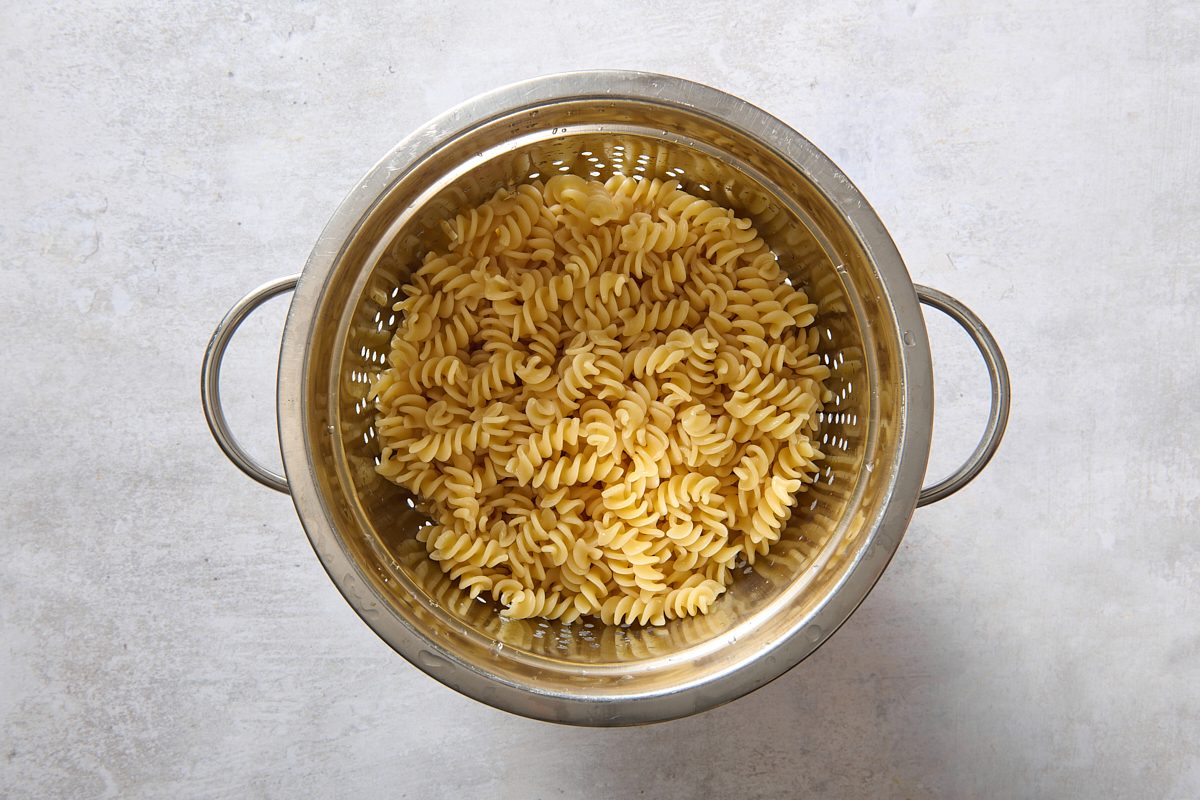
202,72,1010,725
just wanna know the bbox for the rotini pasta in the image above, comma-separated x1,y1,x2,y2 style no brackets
371,175,831,625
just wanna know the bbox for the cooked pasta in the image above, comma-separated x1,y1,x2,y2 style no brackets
370,174,831,625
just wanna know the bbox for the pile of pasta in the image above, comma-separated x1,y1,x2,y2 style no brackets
370,174,831,626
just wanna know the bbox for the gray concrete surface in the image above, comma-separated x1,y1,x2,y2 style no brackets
2,1,1197,797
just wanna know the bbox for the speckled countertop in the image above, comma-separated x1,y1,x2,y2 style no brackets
2,2,1197,797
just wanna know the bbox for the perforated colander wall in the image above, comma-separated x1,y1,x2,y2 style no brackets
326,129,881,662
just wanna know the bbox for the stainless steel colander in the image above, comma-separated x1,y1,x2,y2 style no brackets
201,72,1010,725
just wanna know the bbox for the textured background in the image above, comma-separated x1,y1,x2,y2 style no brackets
2,1,1198,798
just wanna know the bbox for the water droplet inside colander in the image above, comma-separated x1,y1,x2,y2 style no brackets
492,641,504,654
903,330,917,346
416,650,450,670
326,424,335,435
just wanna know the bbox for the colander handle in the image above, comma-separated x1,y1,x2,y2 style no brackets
201,274,299,495
915,285,1011,507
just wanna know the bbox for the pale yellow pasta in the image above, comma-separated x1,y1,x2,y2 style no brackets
371,174,831,625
